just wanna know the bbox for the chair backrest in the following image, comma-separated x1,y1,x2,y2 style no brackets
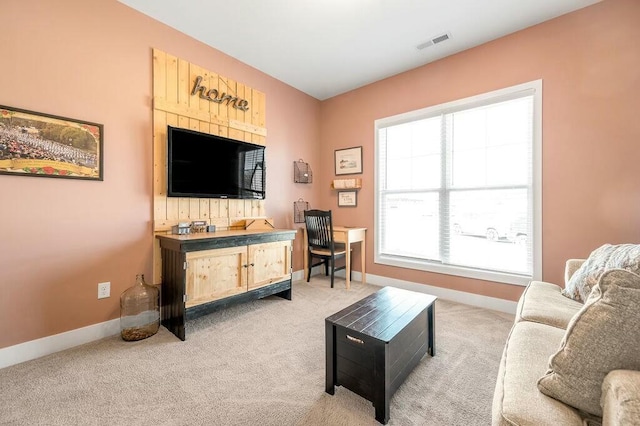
304,209,335,252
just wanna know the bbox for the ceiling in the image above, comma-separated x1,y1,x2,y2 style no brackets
118,0,600,100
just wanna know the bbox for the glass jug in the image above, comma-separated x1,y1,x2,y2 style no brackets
120,274,160,341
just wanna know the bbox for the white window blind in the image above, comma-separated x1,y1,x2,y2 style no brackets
374,80,542,286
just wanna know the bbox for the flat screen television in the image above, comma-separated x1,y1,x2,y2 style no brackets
167,126,266,199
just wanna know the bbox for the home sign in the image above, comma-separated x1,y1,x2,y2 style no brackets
191,76,250,111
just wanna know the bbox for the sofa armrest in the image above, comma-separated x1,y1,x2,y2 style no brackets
564,259,586,286
601,370,640,426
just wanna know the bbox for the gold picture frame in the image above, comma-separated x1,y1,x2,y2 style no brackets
335,146,362,175
0,105,103,181
338,190,357,207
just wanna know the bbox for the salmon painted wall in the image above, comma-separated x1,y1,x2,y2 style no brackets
0,0,320,349
319,0,640,302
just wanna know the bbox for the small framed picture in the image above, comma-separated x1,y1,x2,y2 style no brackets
338,190,357,207
335,146,362,175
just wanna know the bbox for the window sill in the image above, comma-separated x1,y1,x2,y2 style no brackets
375,254,531,286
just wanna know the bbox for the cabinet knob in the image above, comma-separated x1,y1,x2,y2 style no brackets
250,263,255,267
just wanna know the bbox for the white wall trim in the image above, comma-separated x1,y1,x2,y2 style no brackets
292,265,326,282
0,318,119,370
373,79,544,285
364,272,518,314
297,268,518,315
2,269,516,370
291,269,306,282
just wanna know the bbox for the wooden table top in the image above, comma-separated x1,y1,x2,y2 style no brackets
326,286,437,342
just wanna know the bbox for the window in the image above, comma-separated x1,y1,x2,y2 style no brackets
374,81,541,286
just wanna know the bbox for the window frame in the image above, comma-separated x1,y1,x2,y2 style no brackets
374,80,542,286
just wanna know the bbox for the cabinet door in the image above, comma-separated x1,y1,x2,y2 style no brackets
185,247,247,308
247,240,292,290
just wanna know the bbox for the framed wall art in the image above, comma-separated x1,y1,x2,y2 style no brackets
334,146,362,175
0,105,103,181
338,190,357,207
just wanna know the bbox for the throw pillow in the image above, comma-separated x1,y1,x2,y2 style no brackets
537,269,640,417
562,243,640,302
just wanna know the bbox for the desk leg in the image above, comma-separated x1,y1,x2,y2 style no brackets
345,238,351,290
361,240,366,284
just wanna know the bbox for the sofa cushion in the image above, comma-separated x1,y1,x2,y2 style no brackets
537,269,640,417
562,244,640,302
492,321,584,426
601,370,640,426
516,281,583,329
564,259,586,285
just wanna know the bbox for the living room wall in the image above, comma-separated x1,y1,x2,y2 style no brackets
2,0,638,353
318,0,640,301
0,0,320,349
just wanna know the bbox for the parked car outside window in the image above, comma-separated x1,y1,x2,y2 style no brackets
452,212,527,244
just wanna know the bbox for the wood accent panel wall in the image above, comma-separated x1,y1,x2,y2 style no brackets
152,48,268,283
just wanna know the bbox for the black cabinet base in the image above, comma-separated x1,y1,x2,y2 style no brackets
162,279,292,341
185,279,292,322
325,287,437,424
158,230,296,342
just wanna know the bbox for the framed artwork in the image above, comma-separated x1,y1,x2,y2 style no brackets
338,190,357,207
335,146,362,175
0,105,103,181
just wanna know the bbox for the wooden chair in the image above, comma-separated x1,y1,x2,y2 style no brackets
304,209,349,288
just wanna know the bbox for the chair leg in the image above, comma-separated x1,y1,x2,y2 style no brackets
307,253,312,283
324,259,329,276
330,257,335,288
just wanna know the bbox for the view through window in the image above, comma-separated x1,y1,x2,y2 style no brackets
375,81,541,285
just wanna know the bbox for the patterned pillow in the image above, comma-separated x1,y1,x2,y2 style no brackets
562,244,640,302
538,269,640,416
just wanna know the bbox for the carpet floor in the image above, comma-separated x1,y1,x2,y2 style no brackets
0,278,514,425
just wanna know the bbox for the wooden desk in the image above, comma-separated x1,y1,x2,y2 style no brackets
303,226,366,289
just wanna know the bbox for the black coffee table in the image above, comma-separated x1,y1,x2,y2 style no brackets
325,286,437,424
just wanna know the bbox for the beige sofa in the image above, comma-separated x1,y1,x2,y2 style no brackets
492,259,640,425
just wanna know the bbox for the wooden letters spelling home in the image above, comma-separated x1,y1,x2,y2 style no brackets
191,76,250,111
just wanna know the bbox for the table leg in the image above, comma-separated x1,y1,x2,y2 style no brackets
325,321,336,395
373,343,390,424
428,303,436,356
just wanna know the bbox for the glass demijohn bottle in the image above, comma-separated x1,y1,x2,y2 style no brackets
120,274,160,341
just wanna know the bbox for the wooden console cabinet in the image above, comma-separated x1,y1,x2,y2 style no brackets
157,229,296,340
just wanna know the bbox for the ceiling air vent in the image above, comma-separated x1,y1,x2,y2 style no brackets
417,33,451,50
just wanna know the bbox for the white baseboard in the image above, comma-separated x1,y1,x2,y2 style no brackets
364,272,518,314
296,269,518,315
291,269,306,282
0,318,120,370
291,265,330,282
2,270,516,370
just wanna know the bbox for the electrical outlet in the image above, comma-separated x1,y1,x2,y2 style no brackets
98,282,110,299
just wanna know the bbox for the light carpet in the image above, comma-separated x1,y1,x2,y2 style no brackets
0,278,513,425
